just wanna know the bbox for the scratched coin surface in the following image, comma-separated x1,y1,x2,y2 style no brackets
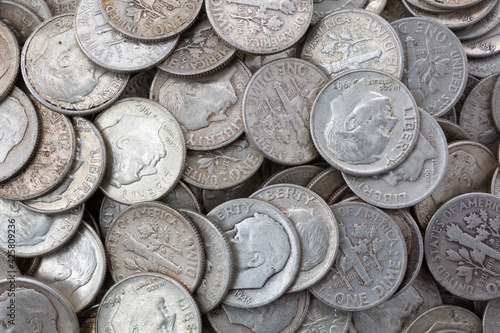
0,1,42,45
310,70,420,176
0,21,19,103
402,305,482,333
205,0,313,54
94,98,185,205
0,101,75,201
22,117,106,213
310,201,407,312
11,0,51,21
105,201,205,291
22,14,129,115
242,58,328,165
0,276,79,332
296,296,351,333
96,273,202,333
301,9,404,80
0,198,83,257
207,198,301,308
250,184,339,292
425,192,500,301
32,221,106,312
152,59,251,151
391,17,468,118
483,298,500,333
99,0,203,41
462,22,500,58
75,0,179,73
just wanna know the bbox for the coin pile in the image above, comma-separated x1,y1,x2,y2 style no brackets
2,0,500,331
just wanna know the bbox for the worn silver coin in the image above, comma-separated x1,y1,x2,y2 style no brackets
0,1,41,45
207,198,301,308
297,296,351,333
491,167,500,196
402,305,482,332
491,74,500,133
422,0,484,9
469,50,500,78
121,69,156,98
363,0,387,13
11,0,51,21
307,167,346,201
380,0,410,22
261,164,324,188
311,0,367,25
454,1,500,41
483,298,500,333
310,69,420,176
406,0,455,12
45,0,76,15
310,201,407,312
463,22,500,58
0,21,19,103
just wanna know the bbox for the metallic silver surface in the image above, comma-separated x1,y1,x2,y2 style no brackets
402,305,482,333
0,21,19,102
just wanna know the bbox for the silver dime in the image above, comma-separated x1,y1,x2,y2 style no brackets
0,101,75,201
0,87,39,183
106,201,205,291
311,0,367,25
11,0,51,21
206,0,312,55
243,58,327,165
95,98,185,205
182,209,233,315
99,196,129,238
402,305,482,333
363,0,387,14
22,14,129,116
297,296,351,333
121,69,156,98
0,1,41,45
463,22,500,58
45,0,76,15
242,43,300,73
22,117,106,213
207,198,301,308
158,17,236,77
32,221,106,312
79,304,98,333
491,73,500,132
207,291,310,332
406,0,454,12
469,50,500,78
99,0,203,42
460,73,500,154
426,192,500,301
483,298,500,333
75,0,179,73
423,0,484,9
182,136,264,190
343,109,448,209
310,70,420,176
380,0,410,22
96,273,202,332
261,164,324,187
0,198,83,257
307,167,346,201
301,9,404,80
310,201,407,312
151,59,251,151
438,119,470,144
0,276,79,332
392,17,468,117
454,1,500,41
250,184,339,292
0,21,18,103
491,167,500,196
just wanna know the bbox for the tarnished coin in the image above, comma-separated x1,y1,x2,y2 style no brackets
483,298,500,333
182,136,264,190
310,70,420,176
423,0,484,9
121,69,156,98
242,58,327,165
206,0,312,55
311,0,367,25
414,141,497,230
402,305,482,333
262,164,324,188
0,1,41,45
455,75,480,116
380,0,410,22
207,198,301,308
403,0,499,30
79,304,98,333
11,0,51,21
343,109,448,209
469,50,500,78
99,0,202,41
307,167,346,201
0,198,83,257
97,273,202,333
250,184,338,291
297,296,351,333
392,17,468,117
182,209,233,315
106,201,205,291
22,14,129,115
22,117,106,213
32,221,106,312
152,59,250,150
463,22,500,58
159,18,236,77
207,291,310,332
364,0,387,14
426,192,500,301
460,73,500,154
310,201,407,312
301,9,404,80
75,0,179,73
0,101,75,201
0,276,79,331
0,87,39,183
0,21,19,103
95,98,185,205
454,1,500,41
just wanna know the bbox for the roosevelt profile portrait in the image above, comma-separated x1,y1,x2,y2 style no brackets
0,96,28,163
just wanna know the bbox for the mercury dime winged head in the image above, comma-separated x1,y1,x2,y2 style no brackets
158,65,237,131
0,288,60,332
223,212,291,289
32,29,105,104
102,114,167,188
325,79,397,165
0,96,28,163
